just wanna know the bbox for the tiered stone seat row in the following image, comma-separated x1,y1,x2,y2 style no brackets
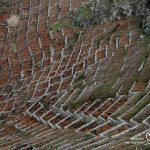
0,0,150,149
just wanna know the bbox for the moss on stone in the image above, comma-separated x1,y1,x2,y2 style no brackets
89,84,116,102
48,22,62,32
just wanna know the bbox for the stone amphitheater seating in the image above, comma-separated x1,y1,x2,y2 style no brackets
0,0,149,149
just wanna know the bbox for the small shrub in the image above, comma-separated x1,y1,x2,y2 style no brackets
0,0,12,14
68,98,85,110
75,5,92,19
72,4,93,27
73,81,85,90
48,23,62,32
89,84,116,102
73,32,80,41
84,133,94,140
73,72,85,83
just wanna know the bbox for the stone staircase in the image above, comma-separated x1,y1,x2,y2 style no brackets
0,0,150,149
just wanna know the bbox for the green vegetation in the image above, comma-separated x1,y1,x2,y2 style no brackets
139,66,150,83
136,16,145,29
61,13,83,30
59,2,103,29
89,84,116,102
119,38,150,94
48,22,62,32
0,0,13,14
120,71,139,95
112,92,146,118
84,133,94,140
66,4,94,27
122,93,150,121
73,82,85,91
137,145,150,150
0,114,7,120
131,93,150,113
73,32,80,41
20,131,32,139
68,32,80,44
66,4,92,20
75,5,92,20
68,98,85,111
0,0,21,14
73,71,85,83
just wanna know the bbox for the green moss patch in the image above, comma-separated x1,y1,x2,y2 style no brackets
89,84,116,102
0,0,13,14
75,5,92,20
84,133,94,140
48,22,62,32
68,98,85,111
